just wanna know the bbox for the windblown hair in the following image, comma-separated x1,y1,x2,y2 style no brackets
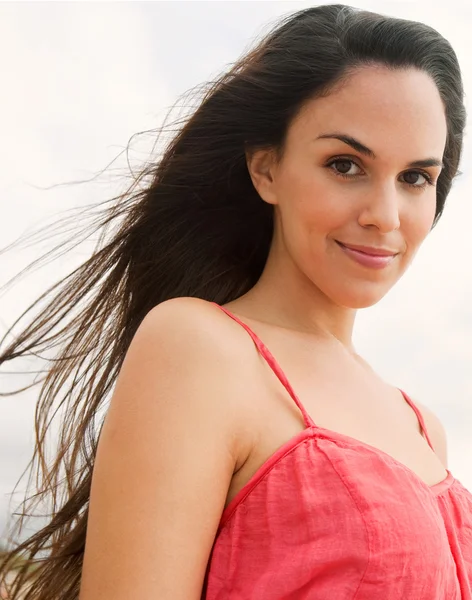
0,4,466,598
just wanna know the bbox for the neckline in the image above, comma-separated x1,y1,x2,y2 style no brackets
313,425,454,496
213,303,453,496
220,426,454,531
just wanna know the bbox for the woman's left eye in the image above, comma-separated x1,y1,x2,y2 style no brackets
401,171,433,188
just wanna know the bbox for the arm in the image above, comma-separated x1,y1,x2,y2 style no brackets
79,298,247,600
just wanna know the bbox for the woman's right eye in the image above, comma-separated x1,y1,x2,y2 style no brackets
326,158,363,178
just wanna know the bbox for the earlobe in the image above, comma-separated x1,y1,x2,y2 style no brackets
245,148,278,206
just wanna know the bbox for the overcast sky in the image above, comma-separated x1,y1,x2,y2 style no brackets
0,1,471,542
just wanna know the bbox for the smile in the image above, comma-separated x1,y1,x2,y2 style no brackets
335,241,399,269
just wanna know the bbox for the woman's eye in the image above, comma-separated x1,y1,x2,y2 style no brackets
326,160,434,189
402,171,430,187
328,159,362,177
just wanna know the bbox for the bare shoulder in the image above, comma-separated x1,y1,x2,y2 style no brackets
116,296,256,466
414,399,448,468
139,296,235,361
80,297,255,599
141,296,261,391
143,296,254,360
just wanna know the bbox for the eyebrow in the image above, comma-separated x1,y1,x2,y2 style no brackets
316,133,444,169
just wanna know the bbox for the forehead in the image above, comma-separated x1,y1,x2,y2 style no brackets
289,66,447,160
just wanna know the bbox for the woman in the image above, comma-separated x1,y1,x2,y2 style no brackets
0,4,470,599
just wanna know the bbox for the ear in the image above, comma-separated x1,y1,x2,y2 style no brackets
245,148,279,206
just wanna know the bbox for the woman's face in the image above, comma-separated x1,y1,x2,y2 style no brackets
249,66,448,309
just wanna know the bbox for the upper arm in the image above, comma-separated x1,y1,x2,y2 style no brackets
416,401,448,468
80,299,246,600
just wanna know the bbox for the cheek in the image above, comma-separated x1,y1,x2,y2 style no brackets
406,199,437,248
277,166,343,233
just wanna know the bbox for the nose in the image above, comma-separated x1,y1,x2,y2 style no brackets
357,182,401,233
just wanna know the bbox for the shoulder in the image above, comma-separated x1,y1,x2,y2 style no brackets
139,296,226,344
141,297,253,359
124,295,252,412
140,297,266,383
98,297,258,498
116,297,260,463
414,399,448,468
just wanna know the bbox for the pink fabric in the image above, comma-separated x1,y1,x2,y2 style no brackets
203,304,472,599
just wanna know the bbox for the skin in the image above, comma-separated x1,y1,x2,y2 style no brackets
79,66,450,600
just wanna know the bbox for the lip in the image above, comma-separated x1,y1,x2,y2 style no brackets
336,242,399,257
336,241,399,269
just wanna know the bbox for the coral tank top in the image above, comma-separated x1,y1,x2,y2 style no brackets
203,304,472,599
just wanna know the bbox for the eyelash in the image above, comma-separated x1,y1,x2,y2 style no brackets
325,156,435,190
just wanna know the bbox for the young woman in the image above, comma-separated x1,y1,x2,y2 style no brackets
1,4,470,599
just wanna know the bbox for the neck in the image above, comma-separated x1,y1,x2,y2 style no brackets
234,245,357,350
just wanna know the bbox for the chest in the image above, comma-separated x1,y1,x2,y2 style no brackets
209,436,472,600
231,351,447,505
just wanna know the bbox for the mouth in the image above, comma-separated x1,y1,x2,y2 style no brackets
336,241,399,257
335,241,399,269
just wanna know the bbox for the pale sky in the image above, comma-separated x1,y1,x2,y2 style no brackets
0,1,471,542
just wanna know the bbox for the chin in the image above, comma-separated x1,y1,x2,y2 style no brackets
343,296,385,309
329,284,393,309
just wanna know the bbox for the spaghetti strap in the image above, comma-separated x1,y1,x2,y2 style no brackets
213,303,315,428
399,389,435,451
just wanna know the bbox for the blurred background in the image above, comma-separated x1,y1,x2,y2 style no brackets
1,0,471,544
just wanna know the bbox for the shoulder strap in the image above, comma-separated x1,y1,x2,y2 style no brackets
213,303,315,428
399,389,435,451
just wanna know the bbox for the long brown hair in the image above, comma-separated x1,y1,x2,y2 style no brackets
0,4,466,598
